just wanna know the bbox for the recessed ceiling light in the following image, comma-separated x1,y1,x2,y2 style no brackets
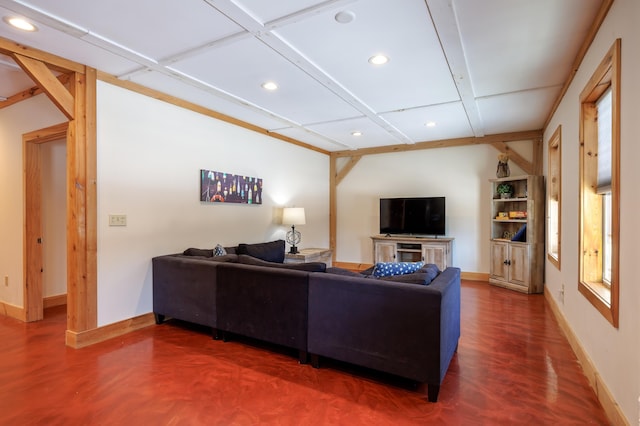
335,10,356,24
425,121,437,127
3,16,38,32
261,81,278,91
368,55,389,65
351,131,362,137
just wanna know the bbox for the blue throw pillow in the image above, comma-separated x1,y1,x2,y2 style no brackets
213,244,227,257
511,224,527,242
373,261,425,278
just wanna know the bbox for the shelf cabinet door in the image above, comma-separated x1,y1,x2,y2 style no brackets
374,242,396,263
508,244,530,286
490,241,509,280
422,245,446,269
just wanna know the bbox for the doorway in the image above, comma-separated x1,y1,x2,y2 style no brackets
24,122,68,322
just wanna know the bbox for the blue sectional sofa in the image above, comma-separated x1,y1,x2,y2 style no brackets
152,240,460,402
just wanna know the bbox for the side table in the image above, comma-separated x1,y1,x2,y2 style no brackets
284,248,332,267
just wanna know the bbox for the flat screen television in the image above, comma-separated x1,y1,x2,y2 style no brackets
379,197,446,236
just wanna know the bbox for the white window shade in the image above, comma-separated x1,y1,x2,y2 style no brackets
596,88,612,194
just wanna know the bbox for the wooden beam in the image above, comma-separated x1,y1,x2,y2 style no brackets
332,130,543,158
329,155,338,263
489,141,533,175
0,73,71,111
335,155,362,186
12,54,75,119
0,36,84,73
97,71,330,156
66,69,98,336
533,138,543,175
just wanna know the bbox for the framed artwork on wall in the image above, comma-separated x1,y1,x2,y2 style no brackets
200,169,262,204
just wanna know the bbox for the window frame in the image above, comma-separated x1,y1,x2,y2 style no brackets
547,125,561,269
578,39,620,328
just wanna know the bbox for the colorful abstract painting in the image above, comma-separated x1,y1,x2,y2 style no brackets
200,169,262,204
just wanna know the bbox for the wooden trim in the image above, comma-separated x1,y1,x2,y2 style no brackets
578,39,620,328
547,125,562,270
544,288,626,426
23,140,43,322
332,130,543,158
461,272,489,282
96,71,330,156
65,313,156,349
12,54,75,120
0,301,26,321
23,122,69,323
543,0,615,128
43,294,67,309
23,122,69,144
85,67,98,331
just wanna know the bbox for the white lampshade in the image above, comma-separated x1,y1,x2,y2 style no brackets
282,207,306,225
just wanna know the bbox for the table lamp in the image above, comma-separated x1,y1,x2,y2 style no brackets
282,207,305,254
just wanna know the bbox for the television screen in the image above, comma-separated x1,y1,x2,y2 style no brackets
379,197,446,236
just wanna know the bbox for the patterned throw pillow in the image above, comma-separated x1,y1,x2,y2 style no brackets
213,244,227,257
372,261,425,278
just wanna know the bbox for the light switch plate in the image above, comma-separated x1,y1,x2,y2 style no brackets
108,214,127,226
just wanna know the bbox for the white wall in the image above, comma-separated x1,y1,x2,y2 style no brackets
0,95,66,307
41,139,67,298
336,143,527,273
543,0,640,422
96,81,329,326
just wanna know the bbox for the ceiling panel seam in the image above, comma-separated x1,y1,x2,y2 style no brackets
425,0,484,137
205,0,414,145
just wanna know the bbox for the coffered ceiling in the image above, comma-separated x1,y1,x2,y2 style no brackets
0,0,604,152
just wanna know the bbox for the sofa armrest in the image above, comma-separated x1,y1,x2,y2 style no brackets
308,267,460,386
152,255,219,328
427,267,462,382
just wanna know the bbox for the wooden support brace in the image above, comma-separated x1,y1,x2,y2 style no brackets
11,53,75,120
490,141,533,175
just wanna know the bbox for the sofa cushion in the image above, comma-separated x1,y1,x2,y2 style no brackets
206,254,238,263
325,267,364,277
183,247,214,257
237,254,326,272
372,261,424,278
237,240,285,263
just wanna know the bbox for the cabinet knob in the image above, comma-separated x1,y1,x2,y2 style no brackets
503,259,511,266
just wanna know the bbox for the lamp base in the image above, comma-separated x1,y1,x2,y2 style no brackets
288,246,299,254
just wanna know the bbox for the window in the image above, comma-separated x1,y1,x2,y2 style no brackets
547,125,561,269
578,39,620,328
